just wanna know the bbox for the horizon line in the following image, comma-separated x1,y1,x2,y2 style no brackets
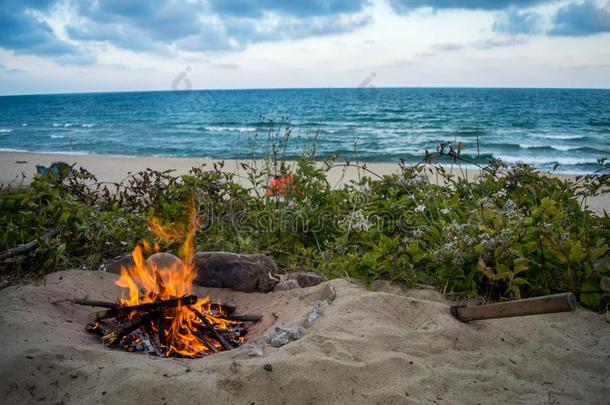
2,84,610,97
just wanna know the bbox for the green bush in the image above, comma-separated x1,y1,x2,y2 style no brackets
1,157,609,310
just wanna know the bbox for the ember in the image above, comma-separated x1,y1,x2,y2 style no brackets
76,197,259,357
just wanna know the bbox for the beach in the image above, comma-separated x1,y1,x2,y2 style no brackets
0,270,608,404
2,151,608,214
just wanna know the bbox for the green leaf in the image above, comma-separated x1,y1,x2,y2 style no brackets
580,279,602,309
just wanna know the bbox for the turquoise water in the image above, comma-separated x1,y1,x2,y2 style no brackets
0,88,609,173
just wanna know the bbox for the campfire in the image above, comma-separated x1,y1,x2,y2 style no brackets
72,200,260,357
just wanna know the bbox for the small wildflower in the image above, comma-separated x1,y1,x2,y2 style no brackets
342,210,372,232
414,204,426,213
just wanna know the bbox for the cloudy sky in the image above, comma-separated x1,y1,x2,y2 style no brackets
1,0,609,95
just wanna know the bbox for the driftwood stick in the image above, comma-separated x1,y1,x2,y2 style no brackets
89,295,198,321
70,298,118,308
0,229,60,260
224,314,262,323
102,312,159,346
191,308,233,350
450,292,577,322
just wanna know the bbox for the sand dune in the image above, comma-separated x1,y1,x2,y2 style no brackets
0,270,608,404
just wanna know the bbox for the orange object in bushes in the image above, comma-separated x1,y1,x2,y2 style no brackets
266,176,297,196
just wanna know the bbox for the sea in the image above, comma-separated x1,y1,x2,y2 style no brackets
1,87,609,173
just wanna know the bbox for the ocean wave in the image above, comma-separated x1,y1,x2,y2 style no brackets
483,143,603,153
541,134,586,141
497,155,599,166
203,126,255,133
50,134,66,139
0,129,13,133
0,147,27,152
81,124,95,128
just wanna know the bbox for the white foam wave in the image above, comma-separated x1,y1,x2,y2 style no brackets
498,155,598,165
50,134,66,139
0,129,13,133
81,123,95,128
542,134,585,140
204,125,254,133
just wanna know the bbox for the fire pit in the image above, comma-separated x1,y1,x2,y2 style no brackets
69,205,262,357
71,243,261,357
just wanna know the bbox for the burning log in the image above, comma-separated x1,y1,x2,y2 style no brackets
210,302,236,315
194,330,219,353
85,322,112,337
102,312,160,346
89,295,198,321
191,308,233,351
81,294,248,357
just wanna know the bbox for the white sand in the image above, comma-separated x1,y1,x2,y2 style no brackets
0,270,608,404
1,151,608,213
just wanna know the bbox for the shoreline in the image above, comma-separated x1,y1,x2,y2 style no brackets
1,151,608,213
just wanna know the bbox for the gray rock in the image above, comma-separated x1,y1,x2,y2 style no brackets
266,325,306,347
303,301,324,328
268,328,290,347
273,279,300,291
146,252,183,272
289,271,327,288
192,252,278,292
100,253,135,274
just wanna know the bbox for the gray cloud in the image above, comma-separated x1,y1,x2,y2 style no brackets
549,0,610,36
208,0,368,17
388,0,549,13
493,9,543,35
0,0,91,62
64,0,371,54
0,64,26,74
0,0,372,58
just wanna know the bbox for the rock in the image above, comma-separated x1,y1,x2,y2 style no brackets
145,252,183,272
267,328,290,347
192,252,278,292
266,325,306,347
273,280,300,291
100,253,135,274
289,271,327,288
303,301,324,328
104,251,279,293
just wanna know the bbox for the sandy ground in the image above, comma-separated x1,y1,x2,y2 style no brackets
0,270,608,404
1,151,608,214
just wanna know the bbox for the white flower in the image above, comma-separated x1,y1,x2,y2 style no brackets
414,204,426,213
503,199,518,218
440,208,450,215
343,210,372,232
495,189,507,199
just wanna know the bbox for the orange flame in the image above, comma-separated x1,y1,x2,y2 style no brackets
115,196,233,357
